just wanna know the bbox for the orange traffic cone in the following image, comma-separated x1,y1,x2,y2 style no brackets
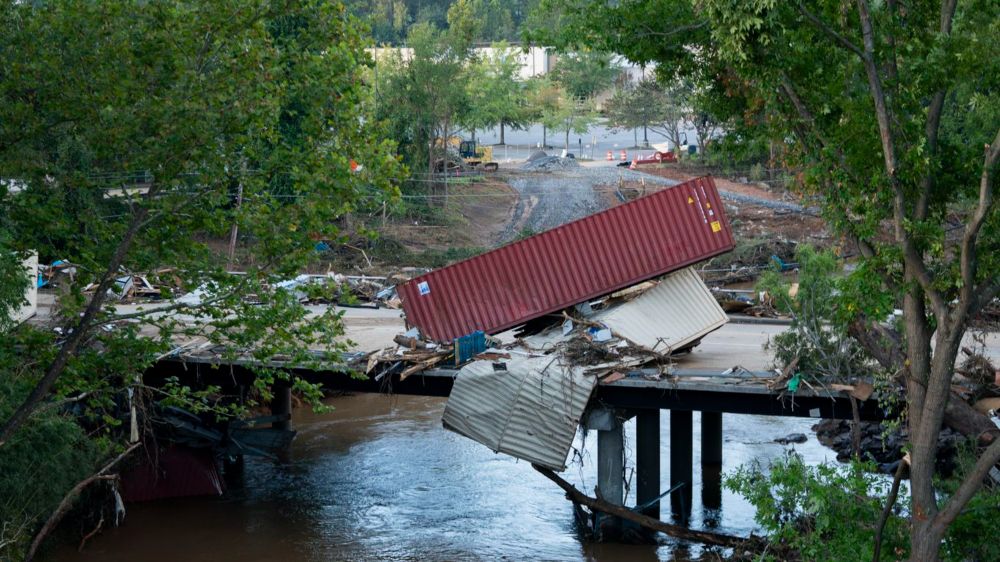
620,150,627,161
606,150,613,161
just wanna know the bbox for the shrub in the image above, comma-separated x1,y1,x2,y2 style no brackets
725,452,909,561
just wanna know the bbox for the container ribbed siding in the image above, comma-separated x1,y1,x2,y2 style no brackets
398,176,734,343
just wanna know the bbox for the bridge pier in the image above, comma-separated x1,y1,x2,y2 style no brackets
271,383,293,432
670,410,693,524
635,409,660,519
701,411,723,522
585,407,625,540
586,407,726,540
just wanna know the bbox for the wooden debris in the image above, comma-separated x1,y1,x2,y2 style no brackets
532,464,748,548
399,353,448,381
766,356,799,390
602,371,626,384
393,334,426,349
973,397,1000,415
475,351,511,361
828,381,875,402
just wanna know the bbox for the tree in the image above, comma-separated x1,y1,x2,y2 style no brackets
524,76,563,149
554,95,599,152
464,42,529,145
374,1,479,175
550,50,620,100
604,79,690,150
696,2,1000,558
530,0,1000,559
0,2,400,553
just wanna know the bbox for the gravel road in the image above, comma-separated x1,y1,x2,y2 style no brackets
499,166,813,243
500,167,679,240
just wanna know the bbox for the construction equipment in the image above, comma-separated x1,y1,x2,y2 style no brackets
458,140,499,172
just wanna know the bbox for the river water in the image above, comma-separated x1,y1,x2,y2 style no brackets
46,393,837,562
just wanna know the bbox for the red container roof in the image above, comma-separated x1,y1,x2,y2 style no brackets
398,176,734,342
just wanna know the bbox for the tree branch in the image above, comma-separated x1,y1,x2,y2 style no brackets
955,127,1000,328
24,442,141,561
532,464,748,548
0,184,159,448
935,437,1000,531
797,3,864,58
915,0,958,221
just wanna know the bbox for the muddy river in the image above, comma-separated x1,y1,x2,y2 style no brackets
45,393,837,561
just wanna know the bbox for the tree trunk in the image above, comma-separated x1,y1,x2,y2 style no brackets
499,122,505,145
910,519,946,562
643,124,648,147
532,464,748,548
0,186,157,447
542,124,547,148
564,128,569,150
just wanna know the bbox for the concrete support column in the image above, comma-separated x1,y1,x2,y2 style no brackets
597,420,625,507
670,409,693,523
700,411,723,519
701,411,723,465
635,409,661,519
271,383,293,431
586,407,624,540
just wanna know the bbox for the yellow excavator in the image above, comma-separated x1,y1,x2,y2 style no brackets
458,140,499,172
433,137,499,173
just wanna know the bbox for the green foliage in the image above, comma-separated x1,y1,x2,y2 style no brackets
605,79,690,149
0,1,402,535
464,42,530,138
758,246,874,380
550,51,619,100
0,246,30,333
0,331,107,559
725,453,909,561
348,0,535,45
937,445,1000,561
374,19,472,173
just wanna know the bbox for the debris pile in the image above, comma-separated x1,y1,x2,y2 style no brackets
521,155,580,171
385,177,736,470
369,265,730,471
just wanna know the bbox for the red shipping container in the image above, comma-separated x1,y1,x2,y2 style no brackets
399,176,734,342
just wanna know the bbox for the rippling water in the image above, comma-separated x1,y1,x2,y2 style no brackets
45,393,838,561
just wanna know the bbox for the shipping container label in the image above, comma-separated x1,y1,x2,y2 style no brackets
711,221,722,233
418,281,430,295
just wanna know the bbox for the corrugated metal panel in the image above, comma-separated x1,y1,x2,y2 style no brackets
442,355,597,471
399,176,733,342
592,267,728,354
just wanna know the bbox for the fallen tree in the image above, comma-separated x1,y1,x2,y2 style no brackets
532,464,748,549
